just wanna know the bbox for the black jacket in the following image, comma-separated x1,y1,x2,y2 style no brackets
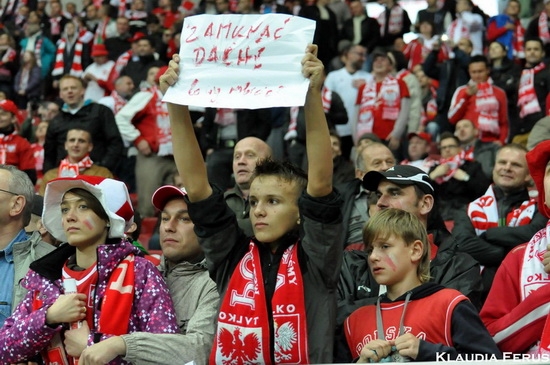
44,102,123,172
340,15,380,53
335,234,486,362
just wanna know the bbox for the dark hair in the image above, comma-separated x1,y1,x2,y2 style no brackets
417,19,435,37
439,131,460,146
251,158,308,194
469,55,490,68
490,41,508,53
388,50,407,71
64,188,109,223
524,37,544,50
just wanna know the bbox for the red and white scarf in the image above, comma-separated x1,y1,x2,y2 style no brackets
0,133,15,164
108,50,132,87
211,241,308,364
539,12,550,45
34,254,135,364
24,36,43,67
50,16,62,37
434,149,473,184
514,21,525,59
57,155,93,177
94,17,110,45
357,76,400,138
468,185,536,235
118,0,127,17
111,90,127,114
521,222,550,354
447,19,469,46
321,86,331,113
284,106,300,141
474,80,500,136
378,5,404,37
421,85,438,127
518,63,546,118
52,39,83,77
151,87,172,156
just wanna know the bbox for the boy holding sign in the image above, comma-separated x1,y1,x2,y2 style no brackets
159,45,343,363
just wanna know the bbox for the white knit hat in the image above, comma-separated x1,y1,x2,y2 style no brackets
43,176,134,242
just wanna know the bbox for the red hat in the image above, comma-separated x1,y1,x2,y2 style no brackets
129,32,146,43
152,185,187,211
43,176,135,242
526,140,550,218
0,99,19,115
91,44,108,57
407,132,432,144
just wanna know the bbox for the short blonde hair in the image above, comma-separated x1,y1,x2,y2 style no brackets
363,208,430,283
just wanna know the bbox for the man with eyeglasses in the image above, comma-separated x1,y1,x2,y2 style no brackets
429,131,490,221
0,165,54,329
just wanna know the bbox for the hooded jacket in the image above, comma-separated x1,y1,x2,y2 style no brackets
0,240,178,364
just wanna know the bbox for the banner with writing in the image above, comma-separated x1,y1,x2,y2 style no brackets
162,14,316,109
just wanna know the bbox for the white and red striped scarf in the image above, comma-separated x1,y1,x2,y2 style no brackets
25,37,43,67
468,185,536,236
51,39,83,77
357,76,400,138
211,241,308,364
520,221,550,354
518,62,546,118
111,90,127,114
57,154,93,177
447,19,469,46
539,12,550,45
514,21,525,59
94,17,110,45
378,5,404,37
284,106,300,141
108,50,132,87
421,86,438,127
50,16,62,37
285,87,331,140
434,149,473,184
475,80,501,136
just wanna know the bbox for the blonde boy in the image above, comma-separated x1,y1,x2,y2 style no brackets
344,208,501,362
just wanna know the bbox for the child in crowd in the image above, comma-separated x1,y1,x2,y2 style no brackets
0,176,178,364
159,45,343,363
344,208,501,362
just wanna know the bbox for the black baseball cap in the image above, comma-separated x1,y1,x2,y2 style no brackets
362,165,435,195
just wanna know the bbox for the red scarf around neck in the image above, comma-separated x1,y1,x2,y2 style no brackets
57,155,93,177
211,241,309,364
518,62,546,118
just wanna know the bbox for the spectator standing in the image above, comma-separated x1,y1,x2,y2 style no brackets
105,16,132,61
51,22,91,90
376,0,411,51
120,36,164,89
82,44,115,102
43,75,123,173
487,0,525,61
416,0,452,35
0,33,18,100
448,55,509,145
13,50,41,109
525,0,550,56
19,18,56,80
340,0,380,58
446,0,484,56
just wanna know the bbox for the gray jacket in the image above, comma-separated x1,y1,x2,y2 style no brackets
122,257,219,365
13,231,56,309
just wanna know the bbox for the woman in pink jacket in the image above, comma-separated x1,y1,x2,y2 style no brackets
0,176,178,365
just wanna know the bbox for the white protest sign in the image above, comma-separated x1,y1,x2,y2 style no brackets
162,14,316,109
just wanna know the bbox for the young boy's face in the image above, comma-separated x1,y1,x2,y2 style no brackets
249,175,300,244
366,234,421,287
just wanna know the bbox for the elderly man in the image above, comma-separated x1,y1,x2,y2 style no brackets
454,143,547,301
0,165,54,329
